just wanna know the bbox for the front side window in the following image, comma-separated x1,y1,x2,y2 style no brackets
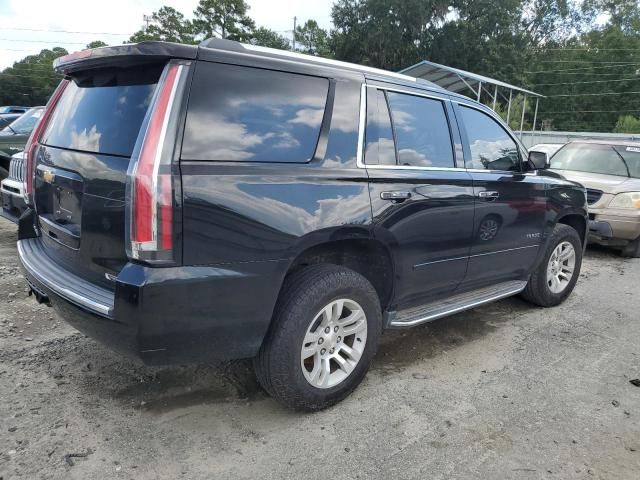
182,62,329,162
386,92,454,168
551,143,636,177
459,106,520,171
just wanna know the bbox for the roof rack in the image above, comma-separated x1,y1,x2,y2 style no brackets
199,37,439,88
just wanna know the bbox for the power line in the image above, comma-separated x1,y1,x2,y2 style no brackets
547,90,640,97
526,63,640,74
535,48,640,51
0,27,129,36
532,77,640,86
0,38,89,45
543,109,640,114
536,60,640,64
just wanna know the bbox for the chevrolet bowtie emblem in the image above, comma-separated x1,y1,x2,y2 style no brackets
42,169,55,184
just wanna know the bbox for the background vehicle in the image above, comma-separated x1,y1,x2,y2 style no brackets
0,107,44,179
17,41,587,410
0,151,26,223
549,141,640,257
0,106,28,114
0,113,21,130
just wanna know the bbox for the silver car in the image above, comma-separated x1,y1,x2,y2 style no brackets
548,140,640,257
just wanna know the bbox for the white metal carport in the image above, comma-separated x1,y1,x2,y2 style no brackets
400,60,545,136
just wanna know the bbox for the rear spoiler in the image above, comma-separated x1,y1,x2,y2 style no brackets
53,41,198,75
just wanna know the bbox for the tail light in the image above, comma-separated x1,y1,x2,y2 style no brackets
126,62,187,264
24,79,69,203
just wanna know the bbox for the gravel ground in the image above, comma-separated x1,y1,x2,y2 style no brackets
0,217,639,480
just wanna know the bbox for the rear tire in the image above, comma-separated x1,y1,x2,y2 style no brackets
521,223,583,307
621,236,640,258
254,264,382,411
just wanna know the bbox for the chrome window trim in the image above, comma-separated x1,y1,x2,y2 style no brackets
356,83,461,173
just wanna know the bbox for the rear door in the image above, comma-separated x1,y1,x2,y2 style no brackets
32,63,166,288
452,102,547,289
364,84,475,308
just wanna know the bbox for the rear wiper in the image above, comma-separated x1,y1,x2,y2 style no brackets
5,125,17,134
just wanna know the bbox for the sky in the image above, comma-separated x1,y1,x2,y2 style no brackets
0,0,334,70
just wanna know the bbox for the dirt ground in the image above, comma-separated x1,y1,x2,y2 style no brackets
0,218,639,480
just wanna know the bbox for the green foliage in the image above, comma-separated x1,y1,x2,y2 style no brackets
193,0,255,42
614,115,640,134
330,0,450,70
1,0,639,133
493,95,533,131
249,27,290,50
86,41,108,49
128,6,195,44
295,20,331,57
0,48,67,106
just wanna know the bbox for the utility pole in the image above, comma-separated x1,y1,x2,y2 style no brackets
292,16,297,51
143,14,152,31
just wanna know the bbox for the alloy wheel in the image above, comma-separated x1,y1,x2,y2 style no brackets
300,299,368,389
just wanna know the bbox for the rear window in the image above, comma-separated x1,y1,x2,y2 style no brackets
42,67,160,157
551,143,633,177
182,62,329,162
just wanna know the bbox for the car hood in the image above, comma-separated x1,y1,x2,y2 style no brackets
550,169,640,194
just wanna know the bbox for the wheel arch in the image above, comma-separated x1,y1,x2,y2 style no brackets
281,236,396,313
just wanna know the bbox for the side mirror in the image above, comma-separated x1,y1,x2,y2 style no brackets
528,150,550,170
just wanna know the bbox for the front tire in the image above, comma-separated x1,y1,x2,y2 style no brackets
521,223,583,307
254,264,382,411
621,236,640,258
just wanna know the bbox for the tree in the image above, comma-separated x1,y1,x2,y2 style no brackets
295,20,331,57
614,115,640,134
193,0,255,41
128,6,195,44
0,48,67,106
250,27,290,50
86,41,108,49
330,0,450,70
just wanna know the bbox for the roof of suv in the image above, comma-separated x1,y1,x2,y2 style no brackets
54,38,463,102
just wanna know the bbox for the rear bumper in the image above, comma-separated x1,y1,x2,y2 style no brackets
18,237,287,364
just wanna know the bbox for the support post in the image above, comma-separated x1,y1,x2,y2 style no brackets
519,94,527,138
477,81,482,102
492,85,498,111
532,97,539,132
506,90,513,125
293,16,297,50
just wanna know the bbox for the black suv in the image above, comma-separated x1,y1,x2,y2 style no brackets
18,40,587,410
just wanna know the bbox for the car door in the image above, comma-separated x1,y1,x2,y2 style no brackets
452,101,547,289
363,84,475,309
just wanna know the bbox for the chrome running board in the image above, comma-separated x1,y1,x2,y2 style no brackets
388,280,527,328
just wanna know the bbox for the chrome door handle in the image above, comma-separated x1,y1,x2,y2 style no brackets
380,191,411,201
478,191,499,200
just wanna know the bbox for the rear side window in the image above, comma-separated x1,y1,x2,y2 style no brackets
459,106,520,171
386,92,454,168
364,89,396,165
182,62,329,162
42,67,160,157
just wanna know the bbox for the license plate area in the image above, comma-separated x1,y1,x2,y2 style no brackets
35,165,83,250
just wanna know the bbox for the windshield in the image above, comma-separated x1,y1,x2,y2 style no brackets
4,107,44,135
550,143,640,178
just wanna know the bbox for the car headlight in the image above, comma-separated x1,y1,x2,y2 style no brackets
609,192,640,209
